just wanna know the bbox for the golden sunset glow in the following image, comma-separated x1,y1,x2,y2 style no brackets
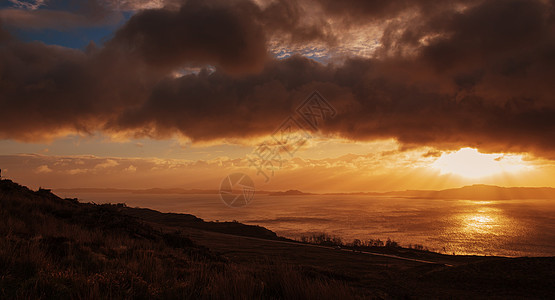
1,1,555,297
432,148,529,178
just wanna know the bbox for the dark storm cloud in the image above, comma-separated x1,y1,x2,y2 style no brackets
1,0,555,158
0,22,158,140
107,0,268,73
107,0,339,71
112,55,555,157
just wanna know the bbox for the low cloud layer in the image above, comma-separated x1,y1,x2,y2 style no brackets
1,149,550,191
1,0,555,158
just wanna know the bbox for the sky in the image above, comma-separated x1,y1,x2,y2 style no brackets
0,0,554,192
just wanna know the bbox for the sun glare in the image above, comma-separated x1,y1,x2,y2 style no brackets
432,148,529,178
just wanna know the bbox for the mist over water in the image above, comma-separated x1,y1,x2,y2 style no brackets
57,192,555,257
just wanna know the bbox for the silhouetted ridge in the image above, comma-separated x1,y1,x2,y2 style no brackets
118,207,280,240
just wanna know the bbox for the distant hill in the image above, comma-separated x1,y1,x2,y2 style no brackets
269,189,314,196
325,185,555,200
390,185,555,200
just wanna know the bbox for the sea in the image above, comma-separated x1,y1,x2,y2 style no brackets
55,192,555,257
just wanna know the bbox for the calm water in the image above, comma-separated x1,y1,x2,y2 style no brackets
56,192,555,257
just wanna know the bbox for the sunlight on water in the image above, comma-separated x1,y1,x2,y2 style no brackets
439,201,533,256
462,207,501,235
56,192,555,257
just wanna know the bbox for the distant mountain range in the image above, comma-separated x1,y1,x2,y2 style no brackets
56,184,555,200
380,185,555,200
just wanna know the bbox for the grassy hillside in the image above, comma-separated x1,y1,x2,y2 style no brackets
0,179,356,299
1,179,554,299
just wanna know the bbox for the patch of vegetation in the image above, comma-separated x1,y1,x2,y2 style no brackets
300,233,407,251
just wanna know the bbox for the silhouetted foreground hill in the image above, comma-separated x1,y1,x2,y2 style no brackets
0,179,354,299
2,179,555,299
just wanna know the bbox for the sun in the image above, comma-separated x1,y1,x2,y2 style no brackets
432,148,529,178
